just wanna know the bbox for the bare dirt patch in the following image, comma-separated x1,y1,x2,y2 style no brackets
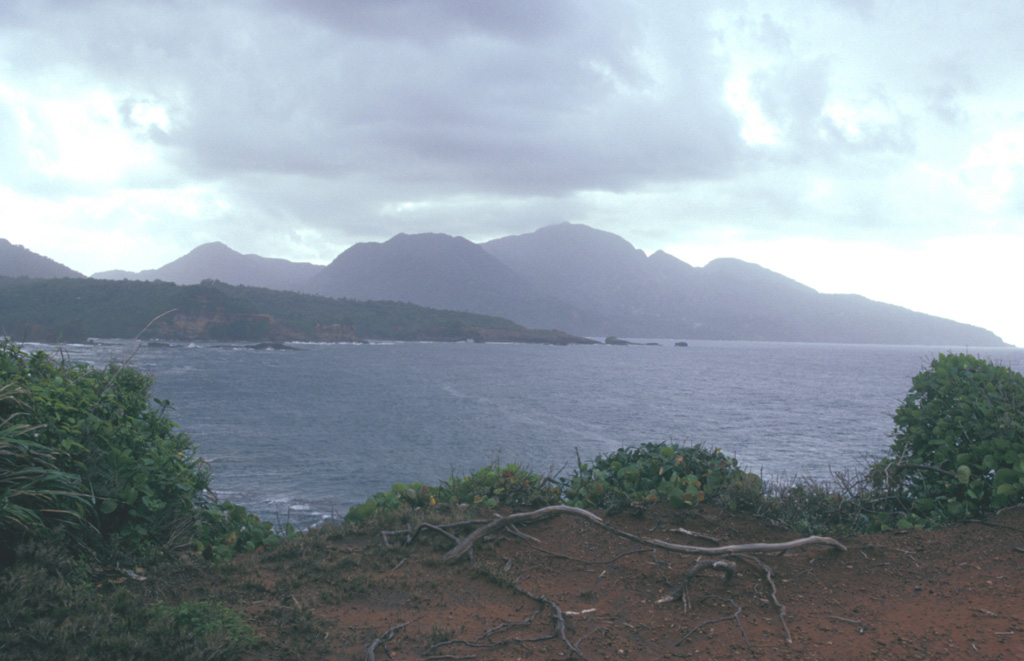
137,503,1024,659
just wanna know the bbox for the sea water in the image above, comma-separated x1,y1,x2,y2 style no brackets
44,339,1024,529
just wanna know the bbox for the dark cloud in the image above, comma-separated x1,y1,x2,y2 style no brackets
135,1,745,201
1,0,1022,252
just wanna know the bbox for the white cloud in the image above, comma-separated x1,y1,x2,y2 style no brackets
0,0,1022,340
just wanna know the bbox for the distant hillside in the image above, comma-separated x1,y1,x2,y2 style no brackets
92,242,323,290
7,224,1009,346
0,277,594,345
482,223,698,336
301,233,589,329
481,224,1006,345
0,239,85,279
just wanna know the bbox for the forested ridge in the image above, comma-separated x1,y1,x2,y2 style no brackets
0,276,591,344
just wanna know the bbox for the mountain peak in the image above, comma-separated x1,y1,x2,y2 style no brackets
0,239,85,279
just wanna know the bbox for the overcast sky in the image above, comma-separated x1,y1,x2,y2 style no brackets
1,1,1021,345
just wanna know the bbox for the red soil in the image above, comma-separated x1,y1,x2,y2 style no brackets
142,503,1024,659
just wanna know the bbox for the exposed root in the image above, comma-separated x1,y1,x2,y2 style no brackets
738,554,792,644
399,504,846,651
443,506,603,564
657,558,737,610
364,621,408,661
423,563,584,659
440,505,846,564
668,526,721,544
676,596,750,653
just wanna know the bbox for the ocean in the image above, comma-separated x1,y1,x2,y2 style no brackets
46,339,1023,530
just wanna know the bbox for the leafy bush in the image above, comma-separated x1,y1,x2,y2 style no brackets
871,353,1024,521
150,599,258,657
438,463,561,509
0,340,273,562
563,443,758,512
344,463,560,524
0,385,89,541
0,539,257,659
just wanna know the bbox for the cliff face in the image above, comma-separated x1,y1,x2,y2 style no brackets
145,310,294,341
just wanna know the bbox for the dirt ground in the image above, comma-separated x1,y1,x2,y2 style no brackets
137,503,1024,660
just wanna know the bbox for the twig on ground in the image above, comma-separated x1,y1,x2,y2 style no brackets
676,595,750,653
401,504,844,648
738,554,792,644
657,558,737,610
441,505,847,564
365,621,408,661
667,526,721,544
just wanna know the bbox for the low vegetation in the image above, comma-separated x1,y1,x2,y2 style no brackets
0,276,587,344
342,353,1024,536
2,343,1022,657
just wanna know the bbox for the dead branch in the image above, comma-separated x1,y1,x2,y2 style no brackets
365,621,408,661
657,558,737,609
511,583,584,658
440,505,846,564
381,518,490,547
403,504,844,650
443,505,603,564
668,526,721,544
676,595,750,653
737,554,792,644
592,518,848,557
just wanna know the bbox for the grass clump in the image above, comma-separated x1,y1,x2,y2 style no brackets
0,538,257,660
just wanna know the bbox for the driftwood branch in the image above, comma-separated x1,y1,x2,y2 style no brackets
676,595,750,653
657,558,737,609
443,505,603,564
365,621,408,661
441,505,847,564
738,554,792,644
400,504,846,650
668,526,721,544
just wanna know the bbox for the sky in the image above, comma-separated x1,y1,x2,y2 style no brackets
1,1,1022,345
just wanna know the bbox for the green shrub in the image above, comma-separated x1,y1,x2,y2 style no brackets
0,539,258,659
0,385,90,541
150,599,258,656
195,501,299,562
343,463,560,524
438,463,560,509
0,340,273,562
562,442,758,512
871,353,1024,521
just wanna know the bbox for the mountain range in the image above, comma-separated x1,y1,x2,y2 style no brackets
4,224,1008,346
1,239,85,280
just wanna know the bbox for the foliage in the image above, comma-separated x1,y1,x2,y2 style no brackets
150,599,258,657
0,384,90,539
752,476,868,536
870,353,1024,522
0,339,275,563
344,463,560,524
0,340,211,559
438,463,561,509
345,445,758,525
195,501,301,562
0,275,534,343
562,442,758,512
0,539,257,659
